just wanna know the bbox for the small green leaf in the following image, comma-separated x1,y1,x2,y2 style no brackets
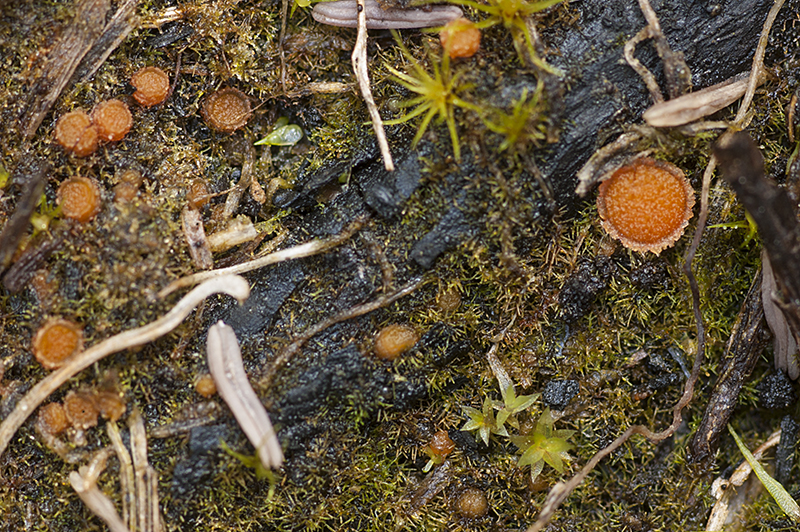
255,124,303,146
728,425,800,521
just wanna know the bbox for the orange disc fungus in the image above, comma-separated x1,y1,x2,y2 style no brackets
63,391,99,430
92,99,132,141
54,109,99,157
37,403,70,435
428,429,456,458
439,18,481,59
195,374,217,397
455,487,489,518
57,176,102,223
201,87,252,133
32,318,83,370
596,158,694,254
95,391,126,422
131,66,170,107
374,324,419,360
113,168,143,204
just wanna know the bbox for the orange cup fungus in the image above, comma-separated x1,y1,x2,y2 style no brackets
57,176,102,223
427,429,456,459
374,324,419,360
596,157,694,255
54,109,99,157
201,87,252,133
94,390,127,422
92,99,132,142
113,168,143,204
63,391,99,430
37,403,70,436
455,487,489,519
195,374,217,398
131,66,170,107
439,17,481,59
32,318,83,370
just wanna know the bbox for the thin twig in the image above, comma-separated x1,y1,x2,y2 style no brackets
623,27,664,104
352,0,394,171
158,217,366,297
260,277,423,389
0,275,250,461
735,0,786,126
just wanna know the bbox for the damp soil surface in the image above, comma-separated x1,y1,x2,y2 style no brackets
1,0,800,531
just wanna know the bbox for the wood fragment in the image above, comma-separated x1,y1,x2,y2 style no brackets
71,0,139,83
714,131,800,352
181,208,213,270
762,251,799,379
3,233,63,293
0,161,49,271
21,0,110,139
689,269,767,463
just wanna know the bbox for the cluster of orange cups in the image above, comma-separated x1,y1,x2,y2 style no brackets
54,66,170,157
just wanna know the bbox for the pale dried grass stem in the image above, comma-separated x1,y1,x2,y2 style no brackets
0,274,250,460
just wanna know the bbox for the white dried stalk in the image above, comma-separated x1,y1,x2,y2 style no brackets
69,449,130,532
0,274,250,460
644,72,755,127
207,321,283,469
352,0,394,171
207,216,258,252
706,429,782,530
107,421,135,531
158,218,363,297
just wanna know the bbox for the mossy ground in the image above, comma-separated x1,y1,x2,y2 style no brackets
1,0,799,531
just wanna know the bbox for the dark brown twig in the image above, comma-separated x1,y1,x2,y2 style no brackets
715,131,800,344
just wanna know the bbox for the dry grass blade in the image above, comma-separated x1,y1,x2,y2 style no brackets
208,321,283,469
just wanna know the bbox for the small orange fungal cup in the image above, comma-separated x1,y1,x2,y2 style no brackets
57,176,102,223
596,157,694,255
131,66,170,107
32,318,84,370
